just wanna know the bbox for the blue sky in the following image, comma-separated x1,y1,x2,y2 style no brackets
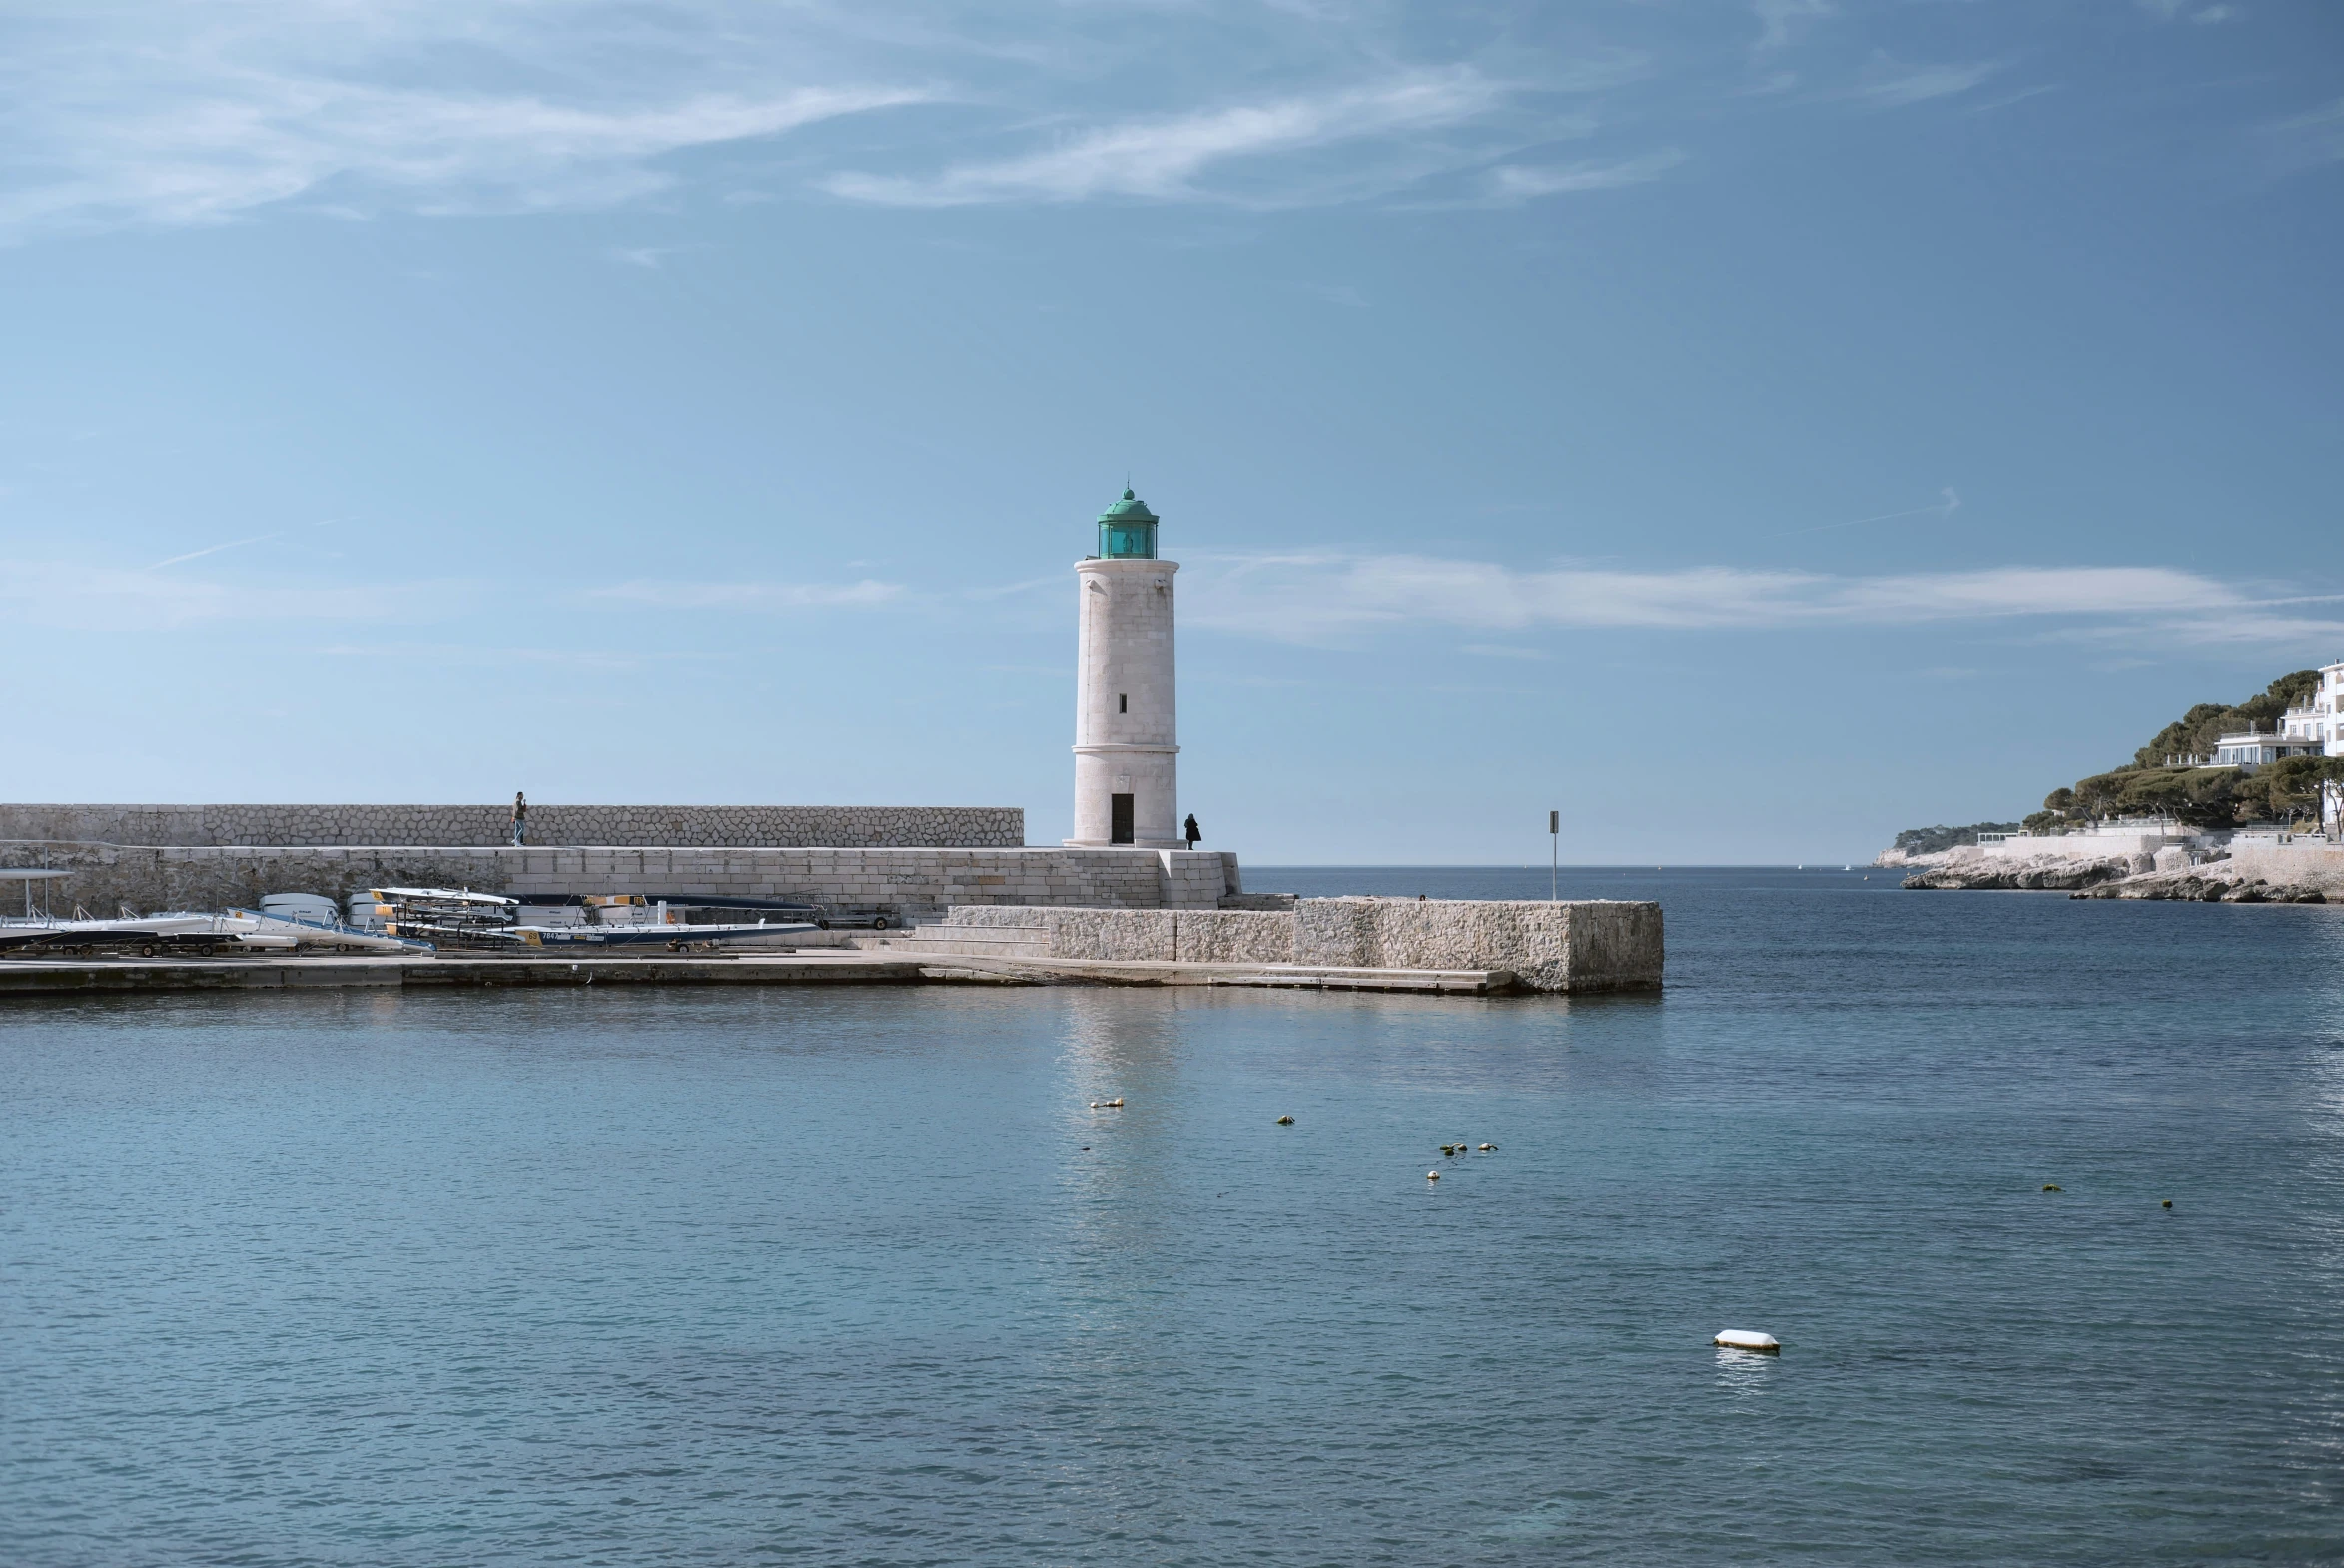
2,0,2339,863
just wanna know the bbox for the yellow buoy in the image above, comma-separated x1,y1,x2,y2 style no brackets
1276,1115,1294,1125
2042,1184,2062,1192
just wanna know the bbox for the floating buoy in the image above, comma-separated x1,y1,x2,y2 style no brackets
2162,1198,2173,1208
1091,1098,1126,1109
1478,1142,1495,1152
2042,1184,2062,1192
1714,1330,1779,1354
1276,1115,1294,1125
1109,1098,1124,1108
1426,1170,1440,1180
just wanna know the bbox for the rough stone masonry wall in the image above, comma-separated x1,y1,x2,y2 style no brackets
1294,898,1661,993
0,803,1023,849
945,897,1664,993
0,843,1233,922
2224,840,2344,893
946,905,1299,964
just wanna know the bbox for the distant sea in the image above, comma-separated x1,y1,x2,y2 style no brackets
6,867,2342,1565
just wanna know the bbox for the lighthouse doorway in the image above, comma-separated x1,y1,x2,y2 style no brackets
1110,794,1135,844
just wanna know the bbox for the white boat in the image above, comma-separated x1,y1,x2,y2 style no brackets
228,909,435,954
500,917,817,952
0,904,435,956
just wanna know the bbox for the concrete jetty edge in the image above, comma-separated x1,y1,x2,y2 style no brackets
1,951,1533,997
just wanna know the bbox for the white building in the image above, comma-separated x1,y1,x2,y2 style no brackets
2280,661,2344,756
1979,817,2205,860
1064,489,1183,849
2208,727,2323,770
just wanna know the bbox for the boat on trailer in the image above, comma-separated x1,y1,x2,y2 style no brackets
0,910,431,958
365,888,819,952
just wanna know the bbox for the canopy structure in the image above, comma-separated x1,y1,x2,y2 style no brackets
1,867,73,920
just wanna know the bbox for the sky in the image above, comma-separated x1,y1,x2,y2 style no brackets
2,0,2339,864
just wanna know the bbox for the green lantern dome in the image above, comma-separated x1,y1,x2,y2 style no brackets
1096,488,1159,560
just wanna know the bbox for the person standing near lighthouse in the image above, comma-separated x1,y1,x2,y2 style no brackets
1065,488,1181,848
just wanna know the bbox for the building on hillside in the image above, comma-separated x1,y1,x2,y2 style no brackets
2282,661,2344,755
1978,816,2211,859
2207,726,2324,771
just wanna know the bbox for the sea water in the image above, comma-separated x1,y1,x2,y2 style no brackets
4,868,2342,1565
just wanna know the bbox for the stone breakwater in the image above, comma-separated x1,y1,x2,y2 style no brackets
0,842,1237,922
882,898,1664,994
0,804,1023,850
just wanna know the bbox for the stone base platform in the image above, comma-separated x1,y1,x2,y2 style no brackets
868,896,1663,994
903,953,1518,994
1,950,1522,997
0,953,929,995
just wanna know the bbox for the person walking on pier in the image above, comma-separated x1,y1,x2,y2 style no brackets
1183,813,1201,850
510,791,528,847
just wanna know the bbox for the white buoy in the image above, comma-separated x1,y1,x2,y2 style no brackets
1426,1170,1440,1181
1714,1329,1779,1354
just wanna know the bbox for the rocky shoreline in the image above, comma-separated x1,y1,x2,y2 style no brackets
1897,850,2330,903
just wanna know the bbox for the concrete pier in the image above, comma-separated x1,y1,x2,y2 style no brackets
0,943,1613,999
872,897,1664,994
0,953,928,995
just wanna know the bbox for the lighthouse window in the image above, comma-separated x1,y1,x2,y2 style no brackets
1119,694,1128,713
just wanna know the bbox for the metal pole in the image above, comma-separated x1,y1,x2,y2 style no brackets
1549,809,1559,902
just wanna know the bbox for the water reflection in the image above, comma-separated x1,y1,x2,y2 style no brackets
1051,990,1188,1344
1715,1344,1780,1396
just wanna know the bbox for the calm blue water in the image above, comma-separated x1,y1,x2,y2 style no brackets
6,867,2344,1566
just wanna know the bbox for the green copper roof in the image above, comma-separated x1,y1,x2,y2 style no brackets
1097,488,1158,525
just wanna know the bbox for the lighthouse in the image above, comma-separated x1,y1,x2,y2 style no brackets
1065,488,1180,848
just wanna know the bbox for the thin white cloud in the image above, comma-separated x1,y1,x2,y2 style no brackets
609,246,693,269
2268,98,2344,172
587,580,905,609
1180,552,2337,645
0,561,470,630
1767,487,1958,540
1481,150,1685,203
1753,0,1834,53
147,532,285,571
2,82,930,239
2137,0,2241,19
1852,57,2002,109
822,70,1506,207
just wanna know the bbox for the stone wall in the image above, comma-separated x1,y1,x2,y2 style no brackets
0,842,1231,921
937,897,1664,992
2220,839,2344,893
946,905,1298,963
0,803,1023,849
1292,897,1661,993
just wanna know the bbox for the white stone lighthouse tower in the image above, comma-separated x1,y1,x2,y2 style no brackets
1065,488,1180,848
